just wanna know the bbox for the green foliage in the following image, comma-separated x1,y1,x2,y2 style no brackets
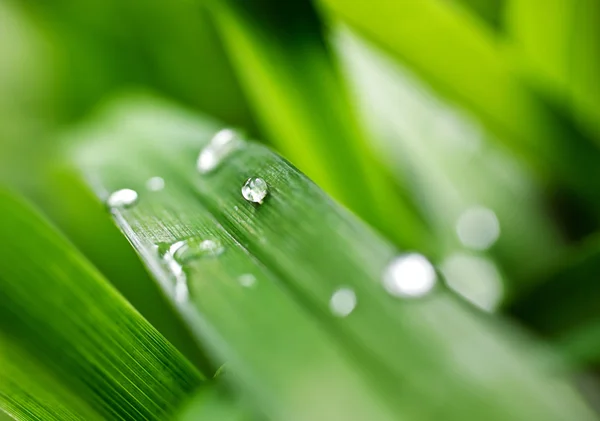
70,97,596,421
0,190,204,420
1,0,600,419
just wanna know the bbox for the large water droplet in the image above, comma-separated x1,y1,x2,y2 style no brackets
329,287,357,317
197,128,244,174
107,188,138,209
174,280,189,304
158,237,224,304
383,253,436,298
238,274,256,288
171,238,224,263
441,253,503,311
242,177,268,203
456,206,500,250
146,176,165,191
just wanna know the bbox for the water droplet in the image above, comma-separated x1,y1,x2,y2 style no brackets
242,177,268,203
172,238,224,263
329,287,357,317
441,253,503,311
456,206,500,250
146,176,165,191
158,237,224,304
197,128,244,174
383,253,436,298
238,274,256,288
174,280,189,304
107,188,138,209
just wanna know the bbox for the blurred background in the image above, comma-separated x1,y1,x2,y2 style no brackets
1,0,600,369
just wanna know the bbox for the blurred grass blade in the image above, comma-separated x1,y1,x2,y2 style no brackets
317,0,600,214
505,0,600,141
332,27,565,296
0,189,204,420
509,234,600,358
205,0,433,254
73,96,596,421
177,381,258,421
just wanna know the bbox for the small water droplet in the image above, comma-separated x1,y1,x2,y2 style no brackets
238,274,256,288
197,128,244,174
456,206,500,250
383,253,436,298
107,188,138,209
146,176,165,191
329,287,357,317
242,177,268,203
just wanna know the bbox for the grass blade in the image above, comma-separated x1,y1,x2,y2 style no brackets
0,189,204,420
205,0,433,254
73,96,597,421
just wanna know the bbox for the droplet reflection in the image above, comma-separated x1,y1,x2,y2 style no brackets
107,188,138,209
197,128,244,174
242,177,268,204
441,253,503,311
158,237,225,304
146,176,165,191
329,287,357,317
238,274,257,288
383,253,436,298
456,206,500,250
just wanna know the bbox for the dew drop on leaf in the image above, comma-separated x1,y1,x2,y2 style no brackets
383,253,436,298
238,274,257,288
242,177,268,203
107,188,138,209
146,176,165,191
171,238,225,263
329,287,357,317
197,128,244,174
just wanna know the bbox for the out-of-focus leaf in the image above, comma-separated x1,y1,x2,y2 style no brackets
205,0,433,254
71,96,596,421
505,0,600,142
317,0,600,217
333,27,565,299
454,0,506,31
509,234,600,345
177,381,257,421
0,189,204,420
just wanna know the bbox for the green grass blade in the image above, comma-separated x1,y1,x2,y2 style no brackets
205,0,433,254
0,189,204,420
73,96,596,421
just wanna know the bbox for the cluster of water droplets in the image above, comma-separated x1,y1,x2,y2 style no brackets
105,128,444,313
